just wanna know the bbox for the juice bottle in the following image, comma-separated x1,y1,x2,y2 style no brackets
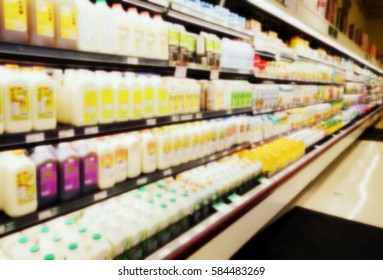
155,129,172,170
76,0,97,52
29,66,56,130
140,130,157,174
124,133,141,178
151,75,168,117
30,145,58,208
0,67,6,134
125,72,143,120
0,150,37,218
110,135,127,184
56,142,81,202
96,138,115,190
2,64,32,133
125,7,140,57
28,0,55,47
71,140,98,195
95,0,117,54
0,0,28,43
153,14,168,60
96,70,115,124
137,74,155,118
111,72,129,123
55,0,78,49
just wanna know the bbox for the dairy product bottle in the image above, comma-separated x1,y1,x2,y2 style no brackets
0,249,8,260
153,15,169,60
110,135,127,183
0,67,6,134
125,72,143,120
168,23,180,61
0,150,37,218
155,129,172,170
30,145,58,208
125,7,140,57
96,138,115,189
140,130,157,174
111,3,128,55
124,133,141,178
56,143,81,202
0,0,28,43
76,0,98,52
170,127,183,167
28,0,55,47
29,67,56,130
65,243,90,260
95,0,117,54
0,232,23,252
55,0,78,49
71,140,98,194
139,11,153,58
5,236,32,259
56,69,73,124
2,65,32,133
96,71,115,124
137,74,155,118
111,72,130,122
87,233,113,260
70,70,99,126
150,75,168,117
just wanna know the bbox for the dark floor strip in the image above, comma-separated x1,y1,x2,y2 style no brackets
231,207,383,260
359,128,383,142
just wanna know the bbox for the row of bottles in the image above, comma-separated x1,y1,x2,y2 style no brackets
0,0,168,59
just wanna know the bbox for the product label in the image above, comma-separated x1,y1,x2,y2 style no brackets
132,90,143,119
101,89,114,120
17,170,36,205
163,142,172,163
134,25,144,52
206,39,214,52
83,156,97,187
144,88,154,115
9,86,30,121
117,89,129,120
173,139,182,159
180,32,189,48
39,162,57,198
63,159,80,192
115,148,127,173
60,5,77,40
36,1,54,37
147,142,156,163
158,88,168,115
100,153,114,170
37,86,55,119
4,0,27,31
83,90,98,124
169,29,180,46
0,91,3,121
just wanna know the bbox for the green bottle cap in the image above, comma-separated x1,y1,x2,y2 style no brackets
52,235,62,242
93,234,101,240
19,237,28,244
156,193,162,198
161,203,167,209
170,198,176,203
30,245,40,253
138,186,146,192
65,219,74,226
157,184,164,189
44,254,55,260
147,199,155,204
41,226,49,233
68,243,78,250
134,194,142,199
78,228,87,233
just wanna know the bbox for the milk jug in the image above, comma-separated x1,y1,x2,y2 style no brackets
0,0,28,43
70,70,99,126
0,150,37,218
125,7,140,57
140,130,157,174
155,129,172,170
0,67,6,134
138,11,153,58
2,65,32,133
96,71,115,124
137,74,154,118
110,72,129,122
87,233,113,260
76,0,98,52
65,243,90,260
110,135,127,183
57,69,74,124
56,143,81,202
71,140,98,194
125,72,143,120
151,75,168,117
96,138,115,189
29,67,56,130
95,0,117,54
153,15,169,60
111,3,128,55
55,0,78,49
30,145,58,208
29,0,55,47
5,236,32,259
124,133,141,178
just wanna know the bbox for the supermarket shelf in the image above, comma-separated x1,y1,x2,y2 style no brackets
122,0,168,12
147,105,382,260
168,3,253,40
297,54,347,71
254,73,344,85
346,80,366,84
254,50,295,62
0,142,251,238
0,108,252,151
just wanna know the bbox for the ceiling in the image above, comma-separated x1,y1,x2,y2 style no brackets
359,0,383,19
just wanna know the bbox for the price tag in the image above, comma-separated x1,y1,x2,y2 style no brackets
226,109,233,115
85,126,99,135
171,115,180,122
178,235,191,245
5,222,15,232
180,114,193,121
137,177,148,186
94,191,107,202
127,57,139,65
38,210,52,220
222,151,229,156
210,70,220,80
195,113,203,119
194,224,206,234
228,193,242,203
163,169,172,176
146,119,157,126
59,129,75,139
26,133,45,143
209,155,216,161
275,53,281,61
175,66,187,78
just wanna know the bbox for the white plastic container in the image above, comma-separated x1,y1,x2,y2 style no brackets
137,74,155,118
125,73,143,120
125,7,140,57
65,243,90,260
2,65,32,133
171,128,183,167
110,72,129,122
0,67,5,134
87,233,113,260
153,15,169,60
124,133,142,178
96,71,115,124
139,11,153,58
0,150,37,218
95,0,117,54
96,138,115,190
155,129,172,170
110,135,127,183
5,236,32,260
151,75,168,117
76,0,98,52
140,130,157,174
29,67,57,130
111,3,128,55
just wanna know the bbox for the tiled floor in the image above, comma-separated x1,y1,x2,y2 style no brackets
296,116,383,228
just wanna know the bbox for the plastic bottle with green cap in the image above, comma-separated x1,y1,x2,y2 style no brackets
87,233,112,260
65,242,89,260
0,249,9,260
6,236,31,259
95,0,117,54
27,245,45,260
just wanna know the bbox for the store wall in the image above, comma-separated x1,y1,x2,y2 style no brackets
366,19,383,52
347,0,366,31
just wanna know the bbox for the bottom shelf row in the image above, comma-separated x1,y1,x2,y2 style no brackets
0,103,377,260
